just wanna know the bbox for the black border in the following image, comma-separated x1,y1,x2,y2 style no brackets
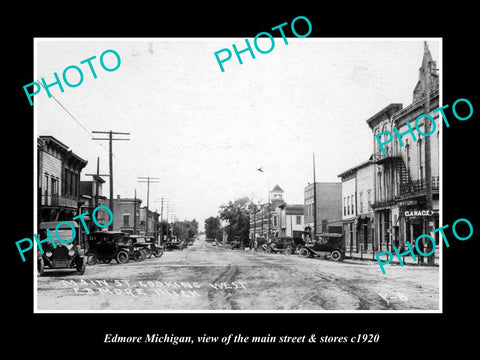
7,4,478,354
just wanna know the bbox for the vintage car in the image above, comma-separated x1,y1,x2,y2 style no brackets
253,236,268,252
86,231,137,265
129,235,164,259
297,233,345,261
37,221,87,276
265,236,305,255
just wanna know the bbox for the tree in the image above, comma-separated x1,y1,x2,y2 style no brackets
205,216,221,240
218,196,251,245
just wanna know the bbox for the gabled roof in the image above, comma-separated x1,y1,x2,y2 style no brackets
271,184,284,193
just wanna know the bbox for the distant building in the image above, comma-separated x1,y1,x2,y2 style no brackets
304,182,342,238
139,206,160,238
250,184,300,241
275,203,304,239
337,157,375,252
79,177,109,239
37,135,88,225
111,195,142,234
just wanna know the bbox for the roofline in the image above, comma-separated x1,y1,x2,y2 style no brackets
337,157,374,178
365,103,403,128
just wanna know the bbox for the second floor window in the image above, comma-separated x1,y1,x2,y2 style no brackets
296,215,301,225
123,214,130,226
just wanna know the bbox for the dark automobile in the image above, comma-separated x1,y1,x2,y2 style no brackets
165,237,183,250
265,236,305,255
253,236,268,252
229,240,243,250
37,221,86,276
86,231,134,265
298,233,345,261
130,235,164,259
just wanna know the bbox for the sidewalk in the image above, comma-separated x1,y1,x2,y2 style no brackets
345,245,440,267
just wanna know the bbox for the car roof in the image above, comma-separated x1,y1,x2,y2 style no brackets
39,221,79,229
317,233,343,238
89,231,125,235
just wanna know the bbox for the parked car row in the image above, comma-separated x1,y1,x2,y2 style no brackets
37,221,164,277
85,232,164,266
253,233,345,261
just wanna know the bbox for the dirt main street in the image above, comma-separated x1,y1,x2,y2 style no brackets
36,236,440,311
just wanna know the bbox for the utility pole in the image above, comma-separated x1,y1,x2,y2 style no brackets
313,152,318,240
154,197,169,246
92,130,130,230
138,176,160,236
85,157,109,209
133,189,137,234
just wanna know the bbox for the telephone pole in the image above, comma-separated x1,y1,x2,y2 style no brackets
313,152,318,240
133,189,138,234
92,130,130,230
138,176,160,236
154,197,170,245
85,157,109,209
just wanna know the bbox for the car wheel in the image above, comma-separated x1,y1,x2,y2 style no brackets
134,250,146,262
76,257,86,275
284,246,293,256
266,246,273,254
330,250,342,261
116,250,129,264
299,248,310,258
86,253,97,266
153,248,164,258
37,258,45,276
144,248,152,259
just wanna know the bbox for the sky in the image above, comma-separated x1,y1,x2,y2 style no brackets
35,38,440,229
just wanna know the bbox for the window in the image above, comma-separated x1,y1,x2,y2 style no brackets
343,197,346,216
296,215,301,225
322,219,327,232
367,189,371,210
359,191,363,213
123,214,130,226
273,216,278,227
351,195,354,214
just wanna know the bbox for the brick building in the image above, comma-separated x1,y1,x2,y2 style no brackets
111,195,142,234
304,182,342,239
366,42,440,252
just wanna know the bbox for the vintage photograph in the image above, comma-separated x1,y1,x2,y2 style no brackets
33,38,441,312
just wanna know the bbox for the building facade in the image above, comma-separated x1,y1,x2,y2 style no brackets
275,204,304,239
249,185,291,241
111,195,142,234
338,158,375,252
366,42,440,253
304,182,342,239
37,136,88,225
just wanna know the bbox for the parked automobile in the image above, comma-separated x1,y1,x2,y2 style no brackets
86,231,135,265
253,236,267,252
265,236,304,255
37,221,86,276
229,240,243,250
165,237,185,251
129,235,164,259
297,233,345,261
